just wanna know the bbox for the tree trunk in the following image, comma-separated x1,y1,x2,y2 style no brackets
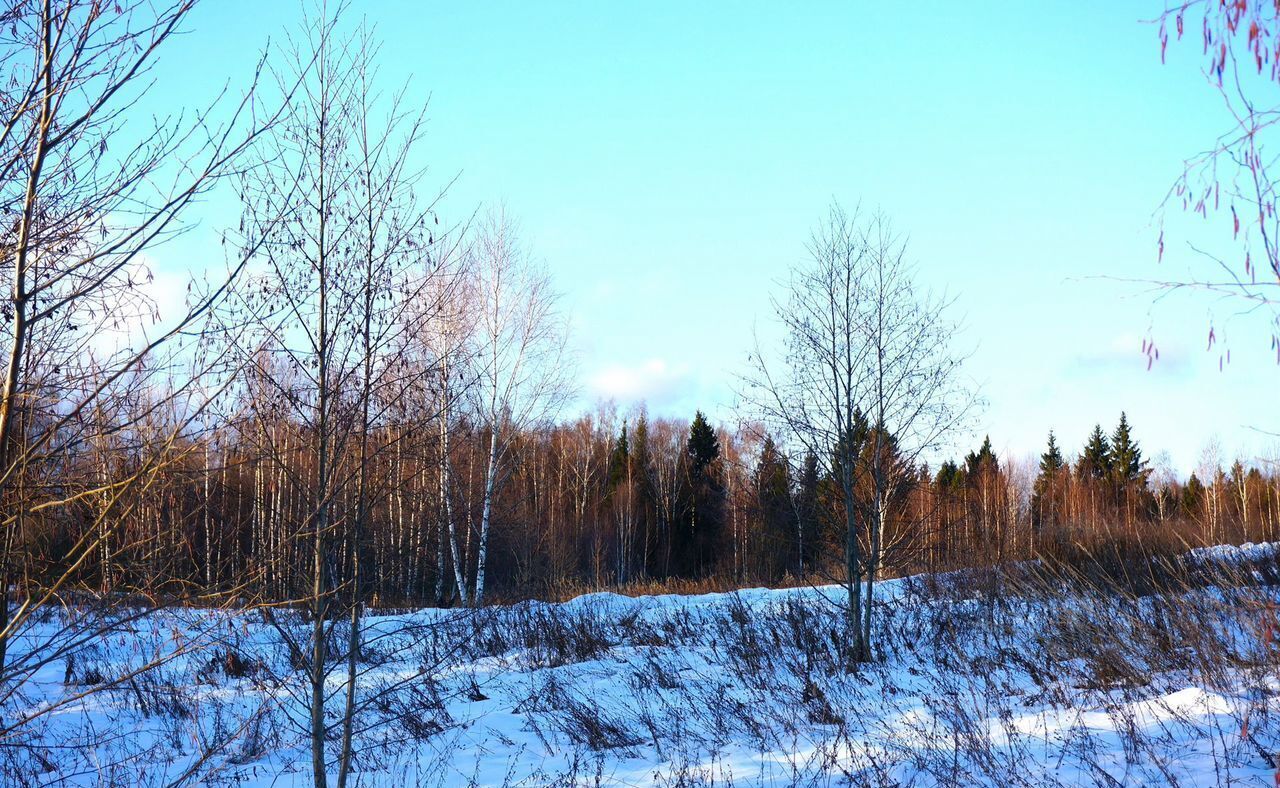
474,427,500,606
842,467,865,667
441,396,468,605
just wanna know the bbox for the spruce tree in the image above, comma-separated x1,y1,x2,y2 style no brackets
1032,431,1065,529
1108,412,1145,484
795,450,820,572
934,460,961,489
1230,459,1247,489
753,436,795,580
1039,431,1065,474
964,435,998,476
631,415,652,481
1077,424,1112,480
679,411,724,577
831,408,869,486
607,423,630,492
963,435,1000,549
936,456,964,490
1183,472,1205,516
687,411,720,477
629,415,655,573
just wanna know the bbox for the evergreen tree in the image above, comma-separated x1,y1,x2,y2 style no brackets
1230,459,1247,489
687,411,720,477
677,411,724,577
1108,412,1145,484
934,460,963,489
795,450,821,572
1229,461,1258,522
1031,431,1065,529
631,415,652,482
607,423,630,492
1077,424,1112,480
630,414,656,571
1182,472,1205,517
830,408,870,488
1039,431,1065,474
753,436,795,580
964,435,999,476
963,435,1001,549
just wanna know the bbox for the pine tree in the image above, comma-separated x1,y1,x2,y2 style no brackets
678,411,724,577
630,414,656,573
1077,424,1112,480
964,435,999,476
1183,472,1205,517
607,423,630,492
934,460,964,489
687,411,720,477
1039,431,1065,475
1109,412,1145,484
631,415,652,481
754,436,795,580
795,450,820,573
1031,431,1065,529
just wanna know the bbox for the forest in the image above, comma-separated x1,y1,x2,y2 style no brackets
24,397,1280,607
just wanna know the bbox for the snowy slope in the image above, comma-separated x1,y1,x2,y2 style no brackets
5,544,1280,786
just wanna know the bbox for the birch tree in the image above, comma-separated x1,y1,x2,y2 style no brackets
230,9,451,783
468,210,571,605
746,202,973,664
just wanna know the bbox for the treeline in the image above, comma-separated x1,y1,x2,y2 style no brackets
14,395,1278,605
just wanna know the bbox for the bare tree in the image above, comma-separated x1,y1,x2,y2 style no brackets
227,7,453,783
413,251,477,605
467,209,572,606
0,1,275,772
1198,437,1226,545
745,202,973,664
1149,450,1177,524
331,24,462,784
1001,453,1035,559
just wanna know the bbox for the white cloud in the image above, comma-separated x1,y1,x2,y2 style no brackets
586,358,694,407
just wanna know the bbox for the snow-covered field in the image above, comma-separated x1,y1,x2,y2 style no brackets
7,544,1280,786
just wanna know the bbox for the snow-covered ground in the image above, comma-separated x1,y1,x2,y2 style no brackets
6,544,1280,786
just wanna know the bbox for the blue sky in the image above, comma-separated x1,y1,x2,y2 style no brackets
146,1,1277,475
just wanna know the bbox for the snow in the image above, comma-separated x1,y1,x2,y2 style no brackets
5,545,1280,786
1187,541,1280,565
